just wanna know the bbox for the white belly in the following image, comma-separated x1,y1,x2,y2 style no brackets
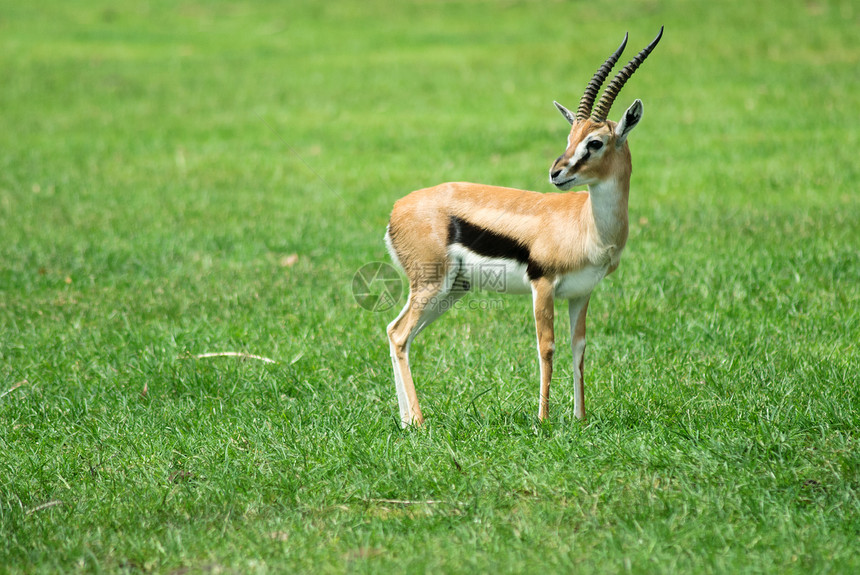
447,245,607,299
553,264,608,299
448,245,532,294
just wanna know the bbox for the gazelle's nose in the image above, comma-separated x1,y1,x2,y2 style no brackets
550,168,562,179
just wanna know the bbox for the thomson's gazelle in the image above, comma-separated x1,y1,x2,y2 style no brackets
384,29,663,427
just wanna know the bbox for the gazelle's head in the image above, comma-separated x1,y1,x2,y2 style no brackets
550,28,663,191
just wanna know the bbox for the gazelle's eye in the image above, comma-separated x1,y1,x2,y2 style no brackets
586,140,604,151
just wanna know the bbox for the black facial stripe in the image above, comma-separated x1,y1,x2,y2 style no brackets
570,150,591,172
447,216,548,280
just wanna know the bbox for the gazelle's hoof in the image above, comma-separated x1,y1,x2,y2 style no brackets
400,414,424,429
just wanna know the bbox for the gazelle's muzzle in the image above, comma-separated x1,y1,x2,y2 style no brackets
549,159,577,189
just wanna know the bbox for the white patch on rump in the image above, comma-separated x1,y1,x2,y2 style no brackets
384,226,404,272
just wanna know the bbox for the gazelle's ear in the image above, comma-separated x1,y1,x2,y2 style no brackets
554,101,576,125
614,99,644,146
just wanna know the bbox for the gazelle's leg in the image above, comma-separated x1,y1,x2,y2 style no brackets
387,270,464,427
531,278,556,421
568,295,590,420
407,288,467,349
387,300,417,426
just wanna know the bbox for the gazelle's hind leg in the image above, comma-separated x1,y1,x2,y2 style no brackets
387,268,466,427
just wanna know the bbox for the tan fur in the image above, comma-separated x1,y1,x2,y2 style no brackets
532,277,556,420
388,177,629,277
385,108,640,427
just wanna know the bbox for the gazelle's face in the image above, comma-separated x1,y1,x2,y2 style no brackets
548,99,643,191
549,120,617,190
547,28,661,190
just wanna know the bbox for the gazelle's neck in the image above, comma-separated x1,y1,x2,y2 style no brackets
586,176,629,250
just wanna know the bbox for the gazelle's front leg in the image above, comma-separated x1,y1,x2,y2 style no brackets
568,295,590,420
531,278,556,421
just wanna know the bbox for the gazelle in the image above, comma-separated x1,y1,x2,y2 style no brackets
384,29,663,427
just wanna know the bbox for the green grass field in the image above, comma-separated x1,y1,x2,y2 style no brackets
1,0,858,573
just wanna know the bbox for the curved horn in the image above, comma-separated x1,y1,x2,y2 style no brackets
591,26,663,122
575,33,628,121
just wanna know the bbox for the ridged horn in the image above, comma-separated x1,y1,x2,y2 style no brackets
591,26,663,122
575,33,628,121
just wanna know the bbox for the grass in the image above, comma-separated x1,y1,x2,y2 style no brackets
1,0,858,572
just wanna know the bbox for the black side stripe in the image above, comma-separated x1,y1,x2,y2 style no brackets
447,216,548,280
